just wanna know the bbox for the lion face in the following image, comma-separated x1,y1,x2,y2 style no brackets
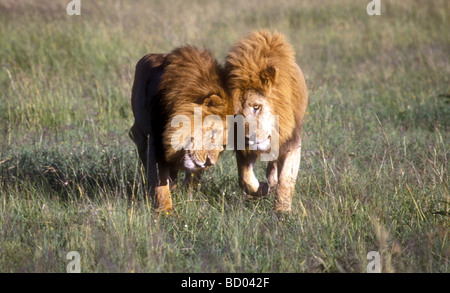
166,94,228,171
239,89,275,151
182,118,224,171
183,148,221,171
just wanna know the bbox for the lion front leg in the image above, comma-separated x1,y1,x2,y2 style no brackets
151,163,173,213
143,137,173,213
266,161,278,189
236,151,269,197
274,146,301,213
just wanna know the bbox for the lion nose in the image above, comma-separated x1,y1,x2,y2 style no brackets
204,156,213,167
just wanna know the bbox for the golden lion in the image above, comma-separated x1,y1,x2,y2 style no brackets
225,30,308,212
130,46,229,213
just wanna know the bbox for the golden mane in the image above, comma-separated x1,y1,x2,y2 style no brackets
224,30,308,212
130,46,230,212
158,46,229,162
159,46,227,109
225,30,307,148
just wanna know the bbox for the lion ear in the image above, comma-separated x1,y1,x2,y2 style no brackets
260,65,278,87
202,94,224,108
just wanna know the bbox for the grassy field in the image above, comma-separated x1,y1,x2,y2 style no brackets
0,0,448,273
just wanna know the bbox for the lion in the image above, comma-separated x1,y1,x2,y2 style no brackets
130,46,229,213
225,30,308,213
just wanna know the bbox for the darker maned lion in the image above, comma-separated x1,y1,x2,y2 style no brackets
130,46,229,213
225,30,308,212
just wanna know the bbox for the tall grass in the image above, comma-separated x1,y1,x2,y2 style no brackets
0,0,448,272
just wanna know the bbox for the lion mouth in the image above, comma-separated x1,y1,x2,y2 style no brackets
247,135,271,151
184,155,202,170
183,154,213,170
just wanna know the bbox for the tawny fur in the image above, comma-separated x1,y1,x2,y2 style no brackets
158,47,229,163
130,46,229,212
225,30,308,212
226,30,307,149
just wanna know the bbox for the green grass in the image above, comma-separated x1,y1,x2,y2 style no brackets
0,0,448,273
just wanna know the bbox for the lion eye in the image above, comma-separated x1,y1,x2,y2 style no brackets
253,105,261,111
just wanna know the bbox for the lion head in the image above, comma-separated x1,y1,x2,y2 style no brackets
223,30,308,212
158,46,230,171
165,94,228,171
225,30,304,152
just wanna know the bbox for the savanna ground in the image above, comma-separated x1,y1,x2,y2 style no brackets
0,0,448,273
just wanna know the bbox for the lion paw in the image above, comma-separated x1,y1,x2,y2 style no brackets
243,182,270,198
256,182,270,197
153,186,173,213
